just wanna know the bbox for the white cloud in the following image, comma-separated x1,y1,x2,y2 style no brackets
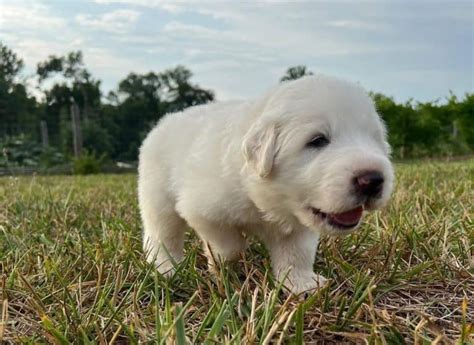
325,20,382,31
94,0,243,20
75,9,140,34
84,47,146,77
159,18,384,61
94,0,185,13
163,21,221,37
14,38,68,65
0,1,65,31
0,0,78,71
0,2,144,98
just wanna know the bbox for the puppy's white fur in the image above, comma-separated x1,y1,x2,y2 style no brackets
138,75,394,294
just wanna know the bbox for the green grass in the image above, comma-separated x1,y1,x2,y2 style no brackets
0,159,473,344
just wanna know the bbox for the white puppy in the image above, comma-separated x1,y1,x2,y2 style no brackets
138,75,394,294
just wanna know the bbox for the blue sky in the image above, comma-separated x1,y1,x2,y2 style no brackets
1,0,473,102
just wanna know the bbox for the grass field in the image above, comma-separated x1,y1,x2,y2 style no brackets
0,159,473,344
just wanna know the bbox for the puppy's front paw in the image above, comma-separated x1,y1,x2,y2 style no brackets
283,273,328,295
156,260,176,278
146,254,177,278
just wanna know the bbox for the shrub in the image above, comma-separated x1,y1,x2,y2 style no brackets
0,135,66,168
72,151,106,175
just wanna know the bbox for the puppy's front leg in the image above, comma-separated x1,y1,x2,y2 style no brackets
264,228,328,295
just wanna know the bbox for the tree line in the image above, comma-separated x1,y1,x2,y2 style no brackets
0,42,472,169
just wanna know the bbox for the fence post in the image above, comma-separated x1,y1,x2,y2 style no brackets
40,120,49,149
70,103,83,157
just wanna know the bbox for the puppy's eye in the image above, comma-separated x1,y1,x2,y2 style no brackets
307,135,329,148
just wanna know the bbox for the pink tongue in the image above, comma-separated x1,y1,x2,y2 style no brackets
329,206,363,225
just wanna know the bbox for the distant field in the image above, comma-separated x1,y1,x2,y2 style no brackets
0,160,472,343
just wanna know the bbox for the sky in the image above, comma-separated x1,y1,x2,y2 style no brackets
1,0,473,102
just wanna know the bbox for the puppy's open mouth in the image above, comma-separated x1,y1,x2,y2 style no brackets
311,206,364,229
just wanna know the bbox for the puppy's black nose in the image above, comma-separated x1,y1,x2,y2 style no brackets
354,171,384,197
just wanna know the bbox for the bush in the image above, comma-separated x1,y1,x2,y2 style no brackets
0,135,66,168
61,119,114,157
72,151,106,175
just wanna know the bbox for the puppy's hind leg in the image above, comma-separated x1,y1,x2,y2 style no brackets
139,190,186,276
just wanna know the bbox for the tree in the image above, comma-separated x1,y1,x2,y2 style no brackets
37,51,101,114
3,43,472,165
0,42,24,84
280,65,313,82
36,51,104,152
0,42,37,138
109,66,214,160
160,65,214,112
446,93,474,151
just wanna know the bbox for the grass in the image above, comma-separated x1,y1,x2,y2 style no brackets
0,159,473,344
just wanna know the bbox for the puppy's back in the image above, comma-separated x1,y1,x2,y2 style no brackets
138,100,253,199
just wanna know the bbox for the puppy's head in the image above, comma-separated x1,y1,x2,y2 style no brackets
242,75,394,235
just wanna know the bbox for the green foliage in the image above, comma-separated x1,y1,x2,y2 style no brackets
106,65,214,160
36,50,102,149
60,118,113,156
160,65,215,112
280,65,313,82
32,49,214,161
373,92,474,158
39,147,68,168
0,42,24,83
82,119,114,155
37,51,90,83
0,42,38,139
0,135,65,168
72,150,106,174
0,44,472,164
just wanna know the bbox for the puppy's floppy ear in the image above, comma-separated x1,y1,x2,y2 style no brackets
242,121,279,178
